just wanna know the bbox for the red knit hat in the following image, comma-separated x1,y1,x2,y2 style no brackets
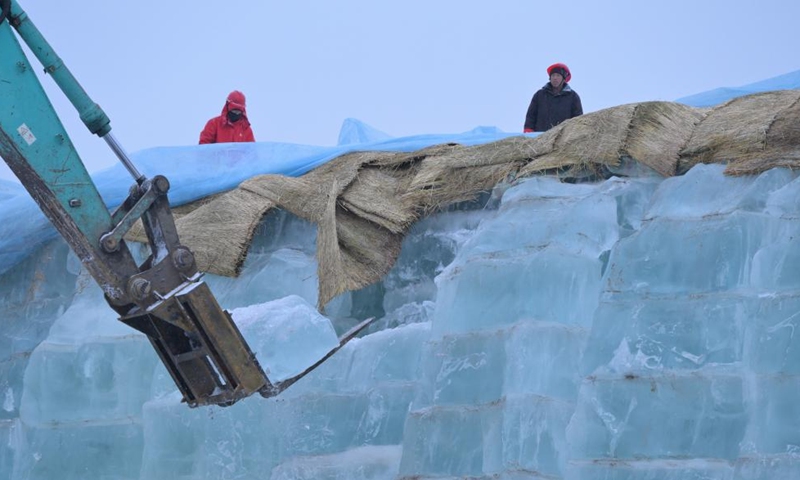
547,63,571,82
226,90,247,112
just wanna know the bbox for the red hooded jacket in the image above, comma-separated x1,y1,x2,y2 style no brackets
199,90,255,144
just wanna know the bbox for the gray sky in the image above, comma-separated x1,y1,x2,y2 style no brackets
4,0,799,181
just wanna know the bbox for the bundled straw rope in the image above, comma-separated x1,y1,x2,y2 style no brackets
679,90,800,175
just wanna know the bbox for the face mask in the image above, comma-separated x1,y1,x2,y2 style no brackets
227,110,243,123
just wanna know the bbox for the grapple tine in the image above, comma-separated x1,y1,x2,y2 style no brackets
260,316,377,398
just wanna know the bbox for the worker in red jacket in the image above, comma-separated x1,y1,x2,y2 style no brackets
199,90,255,144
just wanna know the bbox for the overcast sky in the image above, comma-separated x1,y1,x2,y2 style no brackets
4,0,799,181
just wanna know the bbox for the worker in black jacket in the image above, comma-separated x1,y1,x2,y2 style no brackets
524,63,583,132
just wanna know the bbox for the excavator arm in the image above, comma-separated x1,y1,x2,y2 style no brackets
0,0,373,407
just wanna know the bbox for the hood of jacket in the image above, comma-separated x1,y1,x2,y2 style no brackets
222,90,249,118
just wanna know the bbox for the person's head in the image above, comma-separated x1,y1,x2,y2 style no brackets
546,63,571,88
225,90,247,123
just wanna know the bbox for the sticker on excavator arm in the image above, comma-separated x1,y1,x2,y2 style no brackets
17,123,36,145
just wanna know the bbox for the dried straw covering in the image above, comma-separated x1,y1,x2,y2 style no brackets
678,90,800,175
126,90,800,308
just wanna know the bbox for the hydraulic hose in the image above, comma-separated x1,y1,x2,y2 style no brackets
0,0,10,25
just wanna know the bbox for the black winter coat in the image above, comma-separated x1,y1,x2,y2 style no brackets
524,83,583,132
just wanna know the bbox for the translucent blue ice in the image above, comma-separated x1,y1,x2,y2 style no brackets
4,116,800,479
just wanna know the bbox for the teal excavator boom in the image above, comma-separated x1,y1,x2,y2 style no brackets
0,0,373,407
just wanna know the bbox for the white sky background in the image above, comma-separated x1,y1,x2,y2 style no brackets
3,0,799,181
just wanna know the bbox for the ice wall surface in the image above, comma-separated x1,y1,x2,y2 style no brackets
3,162,800,479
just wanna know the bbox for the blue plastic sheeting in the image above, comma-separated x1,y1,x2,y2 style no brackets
337,117,392,146
6,65,799,278
676,68,800,107
0,120,526,276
